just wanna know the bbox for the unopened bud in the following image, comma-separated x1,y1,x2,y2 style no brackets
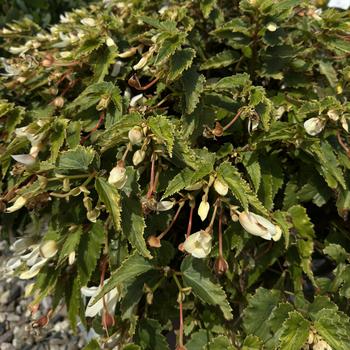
133,149,146,166
213,178,229,196
102,310,115,329
68,251,76,265
147,235,161,248
212,122,224,137
198,200,210,221
39,240,58,259
108,164,127,189
128,126,144,145
214,256,229,275
53,96,64,108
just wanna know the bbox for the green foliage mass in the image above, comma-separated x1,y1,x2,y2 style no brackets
1,0,350,349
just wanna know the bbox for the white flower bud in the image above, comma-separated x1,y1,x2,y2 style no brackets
133,56,148,70
128,126,144,145
198,200,210,221
304,117,326,136
156,200,175,211
341,115,349,132
11,154,36,166
108,164,127,189
19,259,47,280
327,109,339,121
111,60,123,77
130,93,143,107
213,178,229,196
39,240,58,259
238,211,282,241
183,230,212,258
313,340,332,350
266,22,278,32
118,47,138,58
6,196,27,213
133,150,146,166
68,251,76,265
106,36,116,47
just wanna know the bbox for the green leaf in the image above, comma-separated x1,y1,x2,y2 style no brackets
200,50,239,70
148,115,175,157
77,221,105,286
123,345,141,350
200,0,216,18
279,311,310,350
83,340,101,350
95,177,121,232
209,73,251,91
93,252,153,303
288,205,315,283
242,335,263,350
57,145,95,173
122,194,152,259
65,275,81,331
319,61,337,88
155,33,186,64
323,243,349,264
49,119,67,162
243,288,280,341
182,67,206,114
58,225,83,265
181,256,233,320
136,318,169,350
186,330,211,350
217,162,268,215
241,152,261,192
314,309,350,350
207,335,237,349
92,46,118,83
168,48,196,81
162,161,213,198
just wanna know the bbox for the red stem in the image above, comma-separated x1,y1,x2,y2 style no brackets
179,301,184,347
222,109,242,131
186,206,194,238
146,156,156,199
218,209,223,257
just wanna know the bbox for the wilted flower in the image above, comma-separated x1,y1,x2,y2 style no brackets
198,200,210,221
147,235,161,248
108,163,127,189
214,256,229,275
183,230,212,258
133,149,146,166
213,178,229,196
81,280,120,318
238,211,282,241
304,117,326,136
128,126,144,145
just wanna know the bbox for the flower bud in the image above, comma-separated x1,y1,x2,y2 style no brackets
341,115,349,132
53,96,64,108
118,46,138,58
68,251,76,265
266,22,278,32
198,200,210,221
133,55,148,70
213,178,229,196
133,149,146,166
327,109,339,121
108,164,127,189
39,240,58,259
106,36,116,47
212,122,224,137
11,154,36,166
128,126,144,145
80,18,96,26
42,54,54,68
214,256,229,275
102,310,115,329
304,117,326,136
147,235,161,248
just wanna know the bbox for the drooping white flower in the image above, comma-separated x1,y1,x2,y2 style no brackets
130,93,144,107
238,211,282,241
304,117,326,136
108,164,127,189
213,178,229,196
156,200,175,211
80,18,96,26
328,0,350,10
6,196,27,213
128,126,144,145
39,240,58,259
81,280,120,318
111,60,123,77
11,154,36,166
19,258,48,280
198,200,210,221
183,230,212,258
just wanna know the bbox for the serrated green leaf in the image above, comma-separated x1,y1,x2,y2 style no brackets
168,48,196,81
136,318,170,350
207,335,236,349
58,225,83,265
186,330,211,350
279,311,310,350
209,73,251,91
217,162,268,215
122,194,151,259
243,288,280,341
95,177,121,232
83,340,101,350
288,205,315,283
123,345,141,350
148,115,175,157
155,33,186,64
49,119,67,162
182,67,205,114
65,275,81,331
200,50,239,70
93,252,153,303
181,256,233,320
92,46,118,83
57,145,95,173
78,221,105,286
242,335,263,350
241,152,261,192
319,60,337,88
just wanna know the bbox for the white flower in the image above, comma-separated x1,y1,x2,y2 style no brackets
156,200,175,211
118,47,138,58
68,251,76,265
341,115,349,132
6,196,27,213
132,149,146,166
128,126,144,145
213,178,229,196
11,154,36,166
108,164,127,189
198,200,210,221
304,117,326,136
80,18,96,26
106,37,116,47
81,280,120,318
266,22,277,32
130,93,144,107
111,60,123,77
238,211,282,241
183,230,212,258
328,0,350,10
313,340,332,350
19,258,47,280
133,56,148,70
